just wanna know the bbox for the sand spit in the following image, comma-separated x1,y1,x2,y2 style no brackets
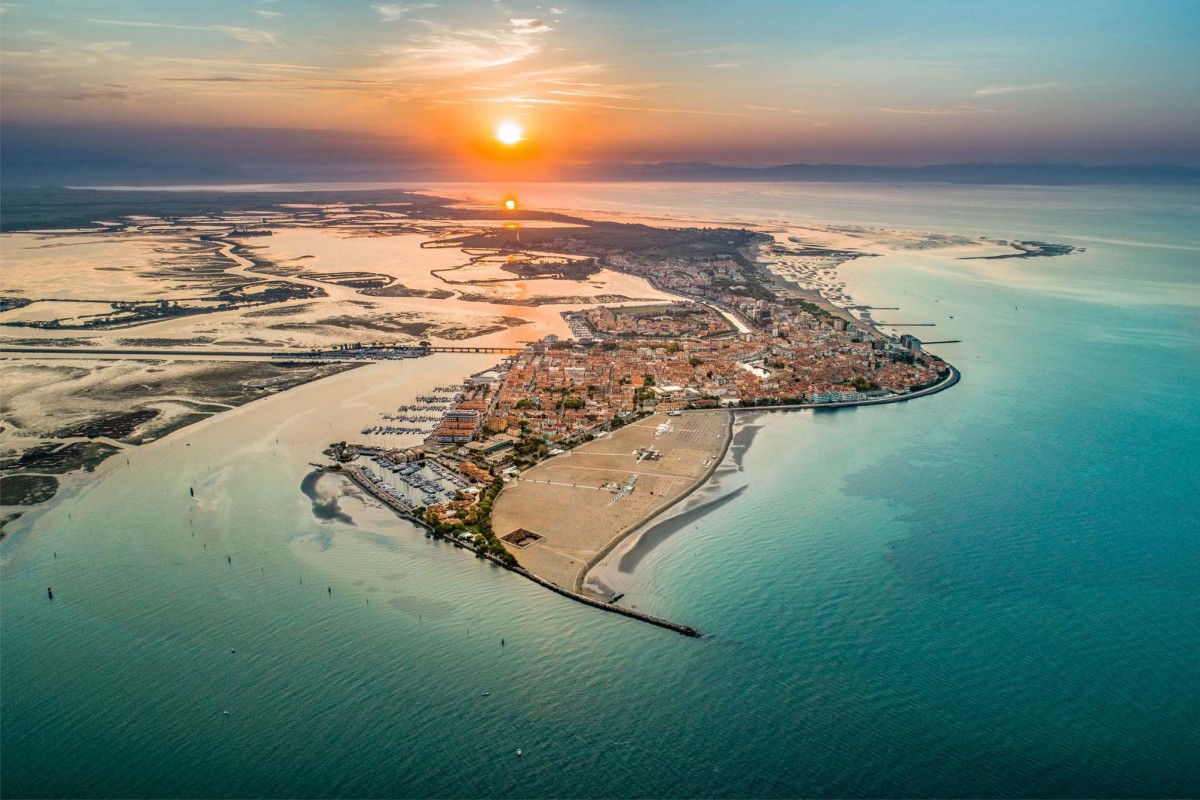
490,411,731,599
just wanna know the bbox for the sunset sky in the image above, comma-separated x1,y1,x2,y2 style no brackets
2,0,1198,176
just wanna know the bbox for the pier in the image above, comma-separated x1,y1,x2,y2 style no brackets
427,346,523,354
509,565,702,638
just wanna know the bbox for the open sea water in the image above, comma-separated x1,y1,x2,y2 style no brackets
2,183,1198,798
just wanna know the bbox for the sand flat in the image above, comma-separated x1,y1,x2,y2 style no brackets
491,410,731,596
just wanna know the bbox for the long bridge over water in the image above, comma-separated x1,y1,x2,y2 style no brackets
0,344,523,362
427,346,523,354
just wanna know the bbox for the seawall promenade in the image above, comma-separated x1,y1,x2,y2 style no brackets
709,363,961,415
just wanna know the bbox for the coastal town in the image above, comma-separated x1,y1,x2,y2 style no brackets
440,299,943,447
0,190,966,532
0,184,955,630
3,1,1184,792
323,211,957,631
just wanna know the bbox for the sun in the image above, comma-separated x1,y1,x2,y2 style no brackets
496,121,524,146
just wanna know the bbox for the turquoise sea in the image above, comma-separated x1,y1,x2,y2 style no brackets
2,183,1198,798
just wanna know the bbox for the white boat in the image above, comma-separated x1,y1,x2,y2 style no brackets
516,748,522,757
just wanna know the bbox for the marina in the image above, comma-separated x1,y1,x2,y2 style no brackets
355,454,463,509
360,385,464,438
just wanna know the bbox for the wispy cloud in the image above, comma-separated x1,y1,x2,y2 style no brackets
162,75,266,83
880,106,1010,115
582,103,742,117
662,106,743,117
509,18,551,34
372,3,435,22
4,5,741,131
367,23,544,80
441,66,679,112
973,82,1059,97
3,40,133,68
205,25,279,44
548,87,642,101
152,56,323,73
707,62,742,70
427,64,730,118
434,95,742,117
548,7,564,14
83,41,133,62
746,104,804,114
75,18,279,45
515,63,611,84
62,83,145,102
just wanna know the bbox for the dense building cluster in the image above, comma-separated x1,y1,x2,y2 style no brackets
431,307,944,451
356,222,952,558
606,253,772,301
426,224,949,459
570,302,735,339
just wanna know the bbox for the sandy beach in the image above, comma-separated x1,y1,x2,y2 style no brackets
490,410,732,598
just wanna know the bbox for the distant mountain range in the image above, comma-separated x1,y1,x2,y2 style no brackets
2,155,1197,188
565,160,1200,185
4,120,1197,187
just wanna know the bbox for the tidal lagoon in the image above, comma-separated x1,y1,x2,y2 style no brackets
3,183,1198,798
